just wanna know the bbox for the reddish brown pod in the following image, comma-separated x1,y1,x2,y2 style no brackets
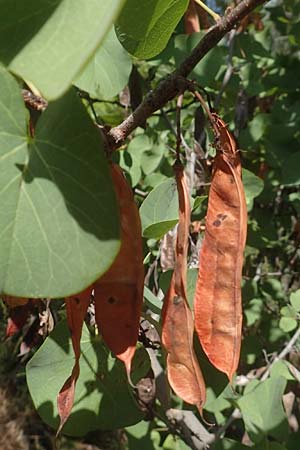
94,163,144,379
194,114,248,382
57,162,144,432
57,287,92,434
162,162,206,414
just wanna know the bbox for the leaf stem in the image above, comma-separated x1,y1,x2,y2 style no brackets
193,0,221,22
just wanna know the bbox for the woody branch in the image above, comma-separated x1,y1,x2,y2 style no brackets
107,0,268,150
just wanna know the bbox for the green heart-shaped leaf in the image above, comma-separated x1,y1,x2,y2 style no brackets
0,67,119,298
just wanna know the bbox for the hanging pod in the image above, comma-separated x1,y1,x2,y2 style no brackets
57,162,144,432
162,162,206,415
194,113,248,382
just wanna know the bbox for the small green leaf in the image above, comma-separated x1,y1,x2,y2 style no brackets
144,285,162,314
140,178,179,239
270,360,296,381
118,134,153,187
1,0,125,99
118,150,142,188
280,305,297,319
242,169,264,211
247,114,271,142
279,317,297,333
186,268,198,309
0,67,119,298
237,376,288,443
75,28,132,100
204,383,233,415
26,320,149,435
141,143,164,175
192,195,207,211
115,0,189,59
244,298,263,327
290,290,300,311
126,423,154,449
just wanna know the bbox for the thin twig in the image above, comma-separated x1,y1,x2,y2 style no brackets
261,326,300,381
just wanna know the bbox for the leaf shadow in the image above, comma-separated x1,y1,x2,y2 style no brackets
0,0,61,64
36,326,146,436
19,88,119,244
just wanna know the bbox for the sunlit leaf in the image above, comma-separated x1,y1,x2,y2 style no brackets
0,0,125,99
115,0,189,59
237,376,288,443
140,178,179,239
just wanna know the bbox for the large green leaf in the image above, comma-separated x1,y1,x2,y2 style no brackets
26,320,149,435
237,376,288,443
75,28,132,100
115,0,189,59
0,67,119,298
0,0,125,99
139,178,178,239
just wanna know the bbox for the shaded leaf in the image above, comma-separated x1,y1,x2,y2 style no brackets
126,421,160,450
282,152,300,186
173,33,226,85
75,28,132,100
213,437,251,450
27,320,149,435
